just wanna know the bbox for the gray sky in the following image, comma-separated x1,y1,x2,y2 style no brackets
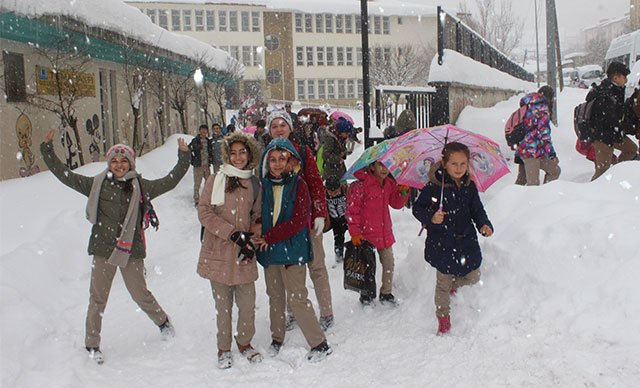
426,0,630,50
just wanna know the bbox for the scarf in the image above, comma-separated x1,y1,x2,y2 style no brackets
211,164,254,206
86,169,140,268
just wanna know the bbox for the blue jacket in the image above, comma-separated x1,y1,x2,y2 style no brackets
412,169,492,276
257,138,313,267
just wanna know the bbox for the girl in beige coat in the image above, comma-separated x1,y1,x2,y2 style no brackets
197,133,262,369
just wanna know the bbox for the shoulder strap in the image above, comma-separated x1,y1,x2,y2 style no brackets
250,175,260,204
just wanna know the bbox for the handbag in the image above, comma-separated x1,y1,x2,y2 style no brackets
343,240,377,298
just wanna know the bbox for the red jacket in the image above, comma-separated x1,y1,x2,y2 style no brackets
290,140,328,220
346,169,408,250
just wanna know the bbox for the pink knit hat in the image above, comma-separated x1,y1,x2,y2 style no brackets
106,144,136,170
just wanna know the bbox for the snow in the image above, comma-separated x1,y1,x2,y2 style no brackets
2,0,237,72
429,49,535,92
2,87,640,387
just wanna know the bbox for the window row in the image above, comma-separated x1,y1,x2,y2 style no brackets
144,9,261,33
216,45,262,67
296,79,364,100
294,14,391,35
295,46,363,67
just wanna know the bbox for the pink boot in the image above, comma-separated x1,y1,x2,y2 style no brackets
437,315,451,335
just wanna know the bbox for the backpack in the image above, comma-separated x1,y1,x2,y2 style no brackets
504,104,529,147
199,175,260,242
573,100,595,141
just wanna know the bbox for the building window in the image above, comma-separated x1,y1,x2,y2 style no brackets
325,14,333,33
315,14,324,33
356,47,363,65
326,47,334,66
316,47,325,66
295,13,303,32
337,47,344,66
297,80,305,100
383,16,390,34
229,11,238,31
219,11,227,31
318,80,326,99
306,46,314,66
397,16,403,25
171,10,180,31
253,46,262,67
265,35,280,51
345,15,353,33
384,47,391,61
327,79,335,99
374,16,381,34
347,79,355,99
183,10,192,31
357,79,364,98
335,15,343,33
241,11,250,32
307,80,315,99
368,16,372,33
355,16,361,34
346,47,354,66
158,10,168,29
305,14,313,32
242,46,252,66
338,79,345,99
3,52,26,102
195,10,204,31
266,69,281,85
252,11,260,32
146,9,156,24
296,47,304,66
230,46,239,60
206,10,215,30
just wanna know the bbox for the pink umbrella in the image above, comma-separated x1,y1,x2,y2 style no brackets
242,126,257,135
330,111,354,124
378,124,510,192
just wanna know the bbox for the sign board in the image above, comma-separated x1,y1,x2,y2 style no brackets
35,65,96,97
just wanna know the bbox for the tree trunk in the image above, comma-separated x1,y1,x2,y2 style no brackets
131,106,140,152
68,115,85,166
178,108,188,134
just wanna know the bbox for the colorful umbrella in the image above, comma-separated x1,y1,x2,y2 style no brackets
330,111,354,124
378,124,510,192
342,139,396,180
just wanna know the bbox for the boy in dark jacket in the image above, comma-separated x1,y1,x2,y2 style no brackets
188,124,214,206
325,176,348,264
587,61,638,180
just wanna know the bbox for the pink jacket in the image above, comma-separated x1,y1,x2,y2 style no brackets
346,169,408,250
197,174,261,285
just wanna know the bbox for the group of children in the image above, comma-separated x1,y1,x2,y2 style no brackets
42,110,494,367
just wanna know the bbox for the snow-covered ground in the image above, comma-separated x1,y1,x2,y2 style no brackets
1,88,639,387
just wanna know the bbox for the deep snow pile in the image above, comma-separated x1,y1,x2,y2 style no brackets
1,89,639,387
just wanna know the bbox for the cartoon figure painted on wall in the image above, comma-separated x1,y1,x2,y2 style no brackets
85,114,101,162
15,114,40,177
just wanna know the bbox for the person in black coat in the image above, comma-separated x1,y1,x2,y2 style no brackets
189,124,214,205
587,62,638,180
412,142,493,335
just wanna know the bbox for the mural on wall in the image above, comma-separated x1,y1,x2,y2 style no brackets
15,113,40,177
61,126,80,170
85,114,102,162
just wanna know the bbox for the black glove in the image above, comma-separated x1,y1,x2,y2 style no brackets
238,244,256,263
230,231,253,247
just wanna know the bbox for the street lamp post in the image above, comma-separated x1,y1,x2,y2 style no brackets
360,0,372,147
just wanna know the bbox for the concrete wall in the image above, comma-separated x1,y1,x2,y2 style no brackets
447,84,519,124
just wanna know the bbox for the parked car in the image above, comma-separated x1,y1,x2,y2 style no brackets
571,65,604,88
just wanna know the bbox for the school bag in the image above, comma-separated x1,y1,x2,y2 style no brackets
573,100,595,141
504,104,529,148
343,240,376,298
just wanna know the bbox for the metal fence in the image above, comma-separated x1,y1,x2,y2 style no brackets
437,6,534,82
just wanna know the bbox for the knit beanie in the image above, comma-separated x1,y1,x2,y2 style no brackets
106,144,136,170
335,117,354,133
266,110,293,131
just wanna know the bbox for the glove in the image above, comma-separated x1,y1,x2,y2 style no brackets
397,185,410,196
238,244,256,263
351,234,364,246
313,217,325,237
230,231,253,247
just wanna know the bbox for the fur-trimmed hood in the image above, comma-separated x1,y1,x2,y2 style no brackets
221,132,261,170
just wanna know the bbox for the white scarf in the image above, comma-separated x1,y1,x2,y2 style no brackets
211,164,254,206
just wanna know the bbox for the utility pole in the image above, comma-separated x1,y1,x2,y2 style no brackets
360,0,372,146
534,0,541,87
545,0,558,124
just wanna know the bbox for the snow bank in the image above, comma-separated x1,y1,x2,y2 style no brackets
1,0,237,72
429,49,535,92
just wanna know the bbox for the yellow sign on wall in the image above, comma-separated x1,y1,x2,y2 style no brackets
35,65,96,97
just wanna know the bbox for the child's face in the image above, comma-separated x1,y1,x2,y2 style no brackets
443,151,469,180
229,142,249,169
369,161,389,180
109,155,131,179
327,187,341,196
267,150,290,178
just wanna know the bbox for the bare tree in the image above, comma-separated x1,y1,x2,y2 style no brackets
146,70,170,144
25,38,92,167
584,35,610,65
458,0,524,56
210,57,243,125
165,72,196,134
